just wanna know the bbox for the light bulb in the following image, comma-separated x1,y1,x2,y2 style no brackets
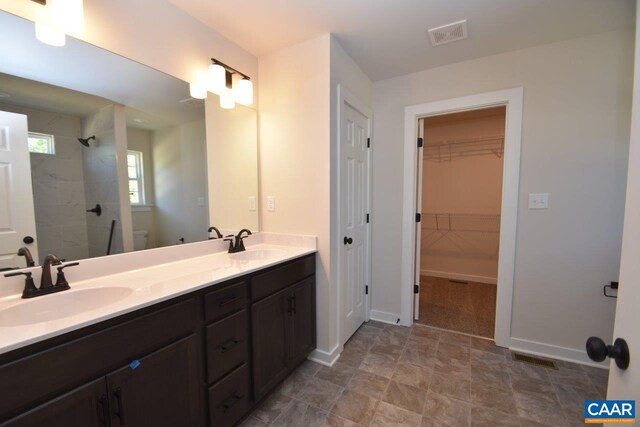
235,78,253,106
220,89,235,110
208,63,226,95
35,23,66,46
189,82,207,99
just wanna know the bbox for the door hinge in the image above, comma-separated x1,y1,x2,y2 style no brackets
414,284,419,294
367,137,371,148
366,213,370,223
417,137,423,148
365,285,369,295
416,213,421,223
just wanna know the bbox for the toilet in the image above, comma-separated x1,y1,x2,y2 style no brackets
133,230,148,251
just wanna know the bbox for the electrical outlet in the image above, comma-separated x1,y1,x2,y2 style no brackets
528,193,549,209
248,196,256,212
267,196,275,212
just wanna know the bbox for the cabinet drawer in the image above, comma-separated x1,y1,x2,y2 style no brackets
208,364,249,427
250,255,315,301
206,310,248,384
204,280,247,322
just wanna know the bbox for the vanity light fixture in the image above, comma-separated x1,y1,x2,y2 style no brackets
31,0,85,47
189,58,253,108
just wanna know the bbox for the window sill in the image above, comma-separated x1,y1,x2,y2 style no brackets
132,205,153,212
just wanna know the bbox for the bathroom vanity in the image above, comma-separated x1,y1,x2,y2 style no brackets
0,237,316,427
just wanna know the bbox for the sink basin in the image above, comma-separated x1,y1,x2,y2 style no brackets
0,287,133,327
230,249,286,261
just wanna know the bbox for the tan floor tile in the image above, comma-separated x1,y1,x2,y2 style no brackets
470,406,520,427
298,377,344,410
359,351,398,378
347,370,391,400
436,342,470,362
392,362,432,391
430,372,470,402
433,356,470,381
401,347,437,369
370,401,423,427
382,380,428,414
370,343,404,361
331,389,379,426
439,330,472,347
239,416,268,427
423,391,470,426
410,325,442,341
316,362,357,387
470,364,511,389
252,391,293,424
470,382,517,414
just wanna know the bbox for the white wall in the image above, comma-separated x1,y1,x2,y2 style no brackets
205,101,259,232
259,34,371,363
372,29,633,362
0,0,257,93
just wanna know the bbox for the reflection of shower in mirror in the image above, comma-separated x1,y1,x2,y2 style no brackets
78,135,95,147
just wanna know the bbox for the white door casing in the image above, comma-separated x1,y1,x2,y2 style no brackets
401,88,523,348
606,5,640,403
0,111,38,269
414,119,425,320
339,85,372,345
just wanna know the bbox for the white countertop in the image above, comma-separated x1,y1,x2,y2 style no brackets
0,234,316,355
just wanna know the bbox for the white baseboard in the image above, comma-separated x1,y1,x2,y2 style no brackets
370,309,402,326
308,344,341,367
421,269,497,285
510,337,609,369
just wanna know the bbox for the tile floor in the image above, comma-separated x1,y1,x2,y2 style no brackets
418,276,497,338
242,322,608,427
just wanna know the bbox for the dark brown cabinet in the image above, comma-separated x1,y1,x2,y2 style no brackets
0,254,315,427
2,378,108,427
250,264,316,402
106,335,201,427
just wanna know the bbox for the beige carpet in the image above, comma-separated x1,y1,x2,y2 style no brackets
416,275,496,338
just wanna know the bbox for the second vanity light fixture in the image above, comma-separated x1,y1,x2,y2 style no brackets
31,0,85,47
190,58,254,109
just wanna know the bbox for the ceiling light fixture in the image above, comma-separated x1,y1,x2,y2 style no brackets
189,58,253,109
31,0,85,47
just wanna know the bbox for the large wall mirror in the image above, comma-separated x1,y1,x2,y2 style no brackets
0,11,258,268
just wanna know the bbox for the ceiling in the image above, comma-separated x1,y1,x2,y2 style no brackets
168,0,635,81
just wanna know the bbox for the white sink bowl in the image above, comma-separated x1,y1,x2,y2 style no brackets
0,287,133,327
230,249,287,261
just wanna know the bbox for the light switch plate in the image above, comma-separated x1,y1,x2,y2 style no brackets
529,193,549,209
248,196,256,212
267,196,275,212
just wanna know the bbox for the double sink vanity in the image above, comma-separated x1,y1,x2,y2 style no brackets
0,233,317,426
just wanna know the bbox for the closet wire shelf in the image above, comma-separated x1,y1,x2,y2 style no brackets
424,135,504,162
422,213,501,253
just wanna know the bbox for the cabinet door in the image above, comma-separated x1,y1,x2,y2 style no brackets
289,277,316,366
3,378,109,427
251,288,290,401
106,335,202,427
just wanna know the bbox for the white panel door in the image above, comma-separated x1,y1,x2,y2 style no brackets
606,7,640,405
0,111,37,269
340,101,370,344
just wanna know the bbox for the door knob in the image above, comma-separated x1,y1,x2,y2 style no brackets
343,236,353,245
586,337,630,370
23,236,34,244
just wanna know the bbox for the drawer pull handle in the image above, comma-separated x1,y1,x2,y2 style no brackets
220,392,244,413
219,295,239,306
112,388,125,424
97,395,108,425
219,339,241,353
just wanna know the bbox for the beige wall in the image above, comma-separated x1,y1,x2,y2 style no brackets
372,29,633,362
421,112,505,282
205,101,259,232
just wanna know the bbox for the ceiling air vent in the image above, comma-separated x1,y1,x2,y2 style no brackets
428,19,468,46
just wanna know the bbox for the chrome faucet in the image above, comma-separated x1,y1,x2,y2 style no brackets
224,229,252,253
17,247,35,267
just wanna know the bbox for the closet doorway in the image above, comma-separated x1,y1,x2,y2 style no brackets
415,107,506,338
